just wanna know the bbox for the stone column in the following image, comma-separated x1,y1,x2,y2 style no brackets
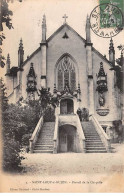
85,45,94,114
41,43,47,88
41,14,47,88
85,16,94,114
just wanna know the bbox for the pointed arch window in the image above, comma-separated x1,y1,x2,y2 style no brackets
57,55,76,92
70,69,76,91
64,69,69,87
58,69,63,91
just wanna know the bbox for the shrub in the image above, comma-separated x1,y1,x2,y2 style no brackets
22,133,32,146
44,106,55,122
3,137,23,172
2,102,40,172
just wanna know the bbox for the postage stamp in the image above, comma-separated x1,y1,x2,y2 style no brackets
90,1,124,38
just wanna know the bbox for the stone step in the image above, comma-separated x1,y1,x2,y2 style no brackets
85,132,98,135
39,132,54,134
33,149,53,153
84,132,99,134
34,148,53,151
37,139,53,142
38,136,53,138
81,121,107,153
35,144,53,146
86,139,102,142
41,131,54,132
86,143,104,146
42,126,55,129
34,122,55,153
38,136,53,140
38,135,53,139
37,141,53,144
85,136,100,138
41,134,54,136
86,137,101,141
85,138,101,141
86,150,107,153
40,134,54,136
86,146,106,150
34,146,53,150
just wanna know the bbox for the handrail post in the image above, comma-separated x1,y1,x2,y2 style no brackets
82,139,86,153
53,115,59,154
29,139,33,153
76,114,86,153
53,139,57,154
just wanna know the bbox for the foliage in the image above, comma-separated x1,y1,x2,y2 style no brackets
2,136,23,171
2,101,41,171
0,78,8,110
115,45,124,92
0,0,13,31
1,84,56,171
38,87,52,111
3,103,40,142
22,133,32,146
113,120,124,143
0,0,13,68
44,106,55,122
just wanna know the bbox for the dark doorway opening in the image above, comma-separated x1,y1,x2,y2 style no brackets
59,124,76,152
67,134,74,152
60,99,73,114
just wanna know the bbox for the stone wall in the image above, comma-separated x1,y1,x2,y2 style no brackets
92,50,121,123
47,25,88,108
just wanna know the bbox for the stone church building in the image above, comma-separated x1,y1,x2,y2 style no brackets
5,15,123,153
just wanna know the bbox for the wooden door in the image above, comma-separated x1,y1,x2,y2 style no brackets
59,133,67,152
60,99,67,114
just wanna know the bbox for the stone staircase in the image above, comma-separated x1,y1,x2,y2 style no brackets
81,121,107,153
33,122,55,153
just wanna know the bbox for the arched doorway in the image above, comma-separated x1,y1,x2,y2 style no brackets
59,124,76,152
60,99,74,114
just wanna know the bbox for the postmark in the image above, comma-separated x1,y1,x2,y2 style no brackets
90,3,123,38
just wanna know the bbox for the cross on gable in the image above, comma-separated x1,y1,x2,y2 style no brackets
63,14,68,23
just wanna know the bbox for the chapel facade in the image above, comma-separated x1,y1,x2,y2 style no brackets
5,15,123,153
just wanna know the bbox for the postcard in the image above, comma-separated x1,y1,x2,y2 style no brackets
0,0,124,193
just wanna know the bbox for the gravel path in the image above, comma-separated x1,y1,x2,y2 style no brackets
21,144,124,176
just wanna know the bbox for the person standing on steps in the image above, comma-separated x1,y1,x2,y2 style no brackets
77,108,82,121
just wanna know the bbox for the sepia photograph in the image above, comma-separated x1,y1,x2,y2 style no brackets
0,0,124,193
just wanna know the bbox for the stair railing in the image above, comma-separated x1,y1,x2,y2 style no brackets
76,114,86,153
90,115,111,152
53,115,59,154
29,116,44,153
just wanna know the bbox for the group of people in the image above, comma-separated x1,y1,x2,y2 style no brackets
77,107,89,122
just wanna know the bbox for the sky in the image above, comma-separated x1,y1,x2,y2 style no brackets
1,0,124,78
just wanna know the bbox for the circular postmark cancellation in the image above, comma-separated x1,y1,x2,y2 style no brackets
90,3,124,38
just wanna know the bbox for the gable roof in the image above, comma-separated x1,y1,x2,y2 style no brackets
21,47,41,67
47,23,86,43
92,47,112,67
14,23,112,69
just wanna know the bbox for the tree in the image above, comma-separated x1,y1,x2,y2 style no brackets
0,78,8,110
115,45,124,92
2,97,41,171
0,0,13,31
0,0,13,68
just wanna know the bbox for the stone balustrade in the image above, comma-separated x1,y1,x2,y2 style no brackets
53,115,59,154
29,116,44,153
90,115,111,152
76,114,86,152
